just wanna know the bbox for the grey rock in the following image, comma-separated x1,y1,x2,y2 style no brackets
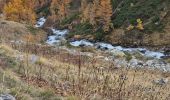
0,94,15,100
30,54,39,64
16,54,24,61
129,58,144,68
154,78,169,85
59,38,67,46
129,58,138,66
110,49,125,57
114,59,128,67
146,60,170,71
104,56,114,61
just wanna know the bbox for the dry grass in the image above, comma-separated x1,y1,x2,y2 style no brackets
107,27,170,47
0,20,47,43
0,12,169,100
0,43,170,100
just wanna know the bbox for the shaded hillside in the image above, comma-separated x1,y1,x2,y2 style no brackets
106,0,170,47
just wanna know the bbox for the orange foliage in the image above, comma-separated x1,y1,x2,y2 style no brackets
50,0,71,22
126,24,135,31
99,0,113,32
3,0,36,24
81,0,113,32
0,0,9,12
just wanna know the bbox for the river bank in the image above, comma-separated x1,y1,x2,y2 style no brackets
35,17,170,72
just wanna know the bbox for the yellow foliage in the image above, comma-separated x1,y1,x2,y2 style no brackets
50,0,71,21
127,19,144,31
136,23,144,30
126,24,135,31
136,18,144,30
81,0,113,32
3,0,36,24
137,18,142,23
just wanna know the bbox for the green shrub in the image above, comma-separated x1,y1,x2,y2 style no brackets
61,13,80,25
27,26,39,35
145,21,165,33
36,7,50,16
112,0,168,31
39,90,56,100
68,22,93,37
95,30,104,41
124,52,132,62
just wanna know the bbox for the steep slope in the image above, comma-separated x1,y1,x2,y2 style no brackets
0,41,170,100
0,19,47,43
1,0,170,47
0,19,169,99
0,0,170,99
41,0,170,47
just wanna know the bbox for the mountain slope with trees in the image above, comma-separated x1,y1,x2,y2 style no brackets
1,0,170,46
44,0,170,47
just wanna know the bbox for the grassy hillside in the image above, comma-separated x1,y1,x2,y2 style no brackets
0,0,170,99
0,19,47,43
0,41,170,100
0,20,169,99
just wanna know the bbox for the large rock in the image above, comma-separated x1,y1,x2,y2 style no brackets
153,78,169,85
30,54,40,64
127,57,144,68
145,60,169,71
110,49,125,57
114,59,128,67
0,94,15,100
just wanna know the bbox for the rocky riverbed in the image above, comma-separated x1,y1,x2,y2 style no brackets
36,17,170,72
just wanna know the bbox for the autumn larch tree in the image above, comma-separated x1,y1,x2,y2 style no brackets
81,0,100,26
3,0,36,24
50,0,71,22
81,0,90,23
81,0,113,32
99,0,113,32
0,0,9,13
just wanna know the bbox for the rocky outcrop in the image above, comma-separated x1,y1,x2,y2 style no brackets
153,78,169,85
0,94,15,100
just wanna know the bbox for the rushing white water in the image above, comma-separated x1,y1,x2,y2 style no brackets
47,30,166,59
35,17,46,28
70,40,166,59
46,29,68,45
35,17,167,59
34,17,170,71
70,40,94,47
